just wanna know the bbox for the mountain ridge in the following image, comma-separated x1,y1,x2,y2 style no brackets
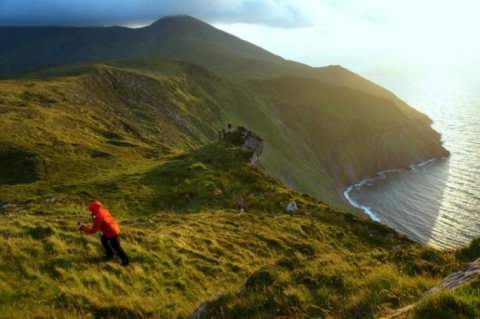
0,15,285,79
0,15,436,114
0,55,448,210
0,15,441,140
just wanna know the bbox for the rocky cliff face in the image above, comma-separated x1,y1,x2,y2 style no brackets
226,126,264,165
329,120,449,186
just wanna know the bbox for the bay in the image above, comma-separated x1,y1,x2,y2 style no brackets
345,67,480,249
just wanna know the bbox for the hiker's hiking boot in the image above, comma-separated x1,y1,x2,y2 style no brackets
121,255,130,266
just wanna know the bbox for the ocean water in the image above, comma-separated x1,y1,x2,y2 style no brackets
344,67,480,249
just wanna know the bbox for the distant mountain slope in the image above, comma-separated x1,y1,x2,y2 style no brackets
0,14,436,124
0,15,431,118
0,15,282,79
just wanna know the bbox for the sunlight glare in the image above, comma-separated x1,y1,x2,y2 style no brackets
384,1,480,69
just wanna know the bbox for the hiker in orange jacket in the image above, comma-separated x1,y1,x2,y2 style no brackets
78,200,129,266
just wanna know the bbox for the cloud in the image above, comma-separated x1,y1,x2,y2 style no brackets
0,0,312,28
220,0,313,27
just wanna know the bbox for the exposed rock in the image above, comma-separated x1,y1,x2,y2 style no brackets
388,258,480,318
229,126,264,164
190,291,222,319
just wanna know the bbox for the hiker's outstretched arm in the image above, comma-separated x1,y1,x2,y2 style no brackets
80,216,103,233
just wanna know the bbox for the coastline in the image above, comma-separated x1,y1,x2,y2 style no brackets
343,157,446,225
343,180,381,222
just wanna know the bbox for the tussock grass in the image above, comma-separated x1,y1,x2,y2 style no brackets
0,196,463,319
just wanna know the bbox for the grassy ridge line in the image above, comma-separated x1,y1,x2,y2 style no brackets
0,61,225,210
0,60,331,209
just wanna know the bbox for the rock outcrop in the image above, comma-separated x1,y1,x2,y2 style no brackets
388,258,480,317
228,126,264,164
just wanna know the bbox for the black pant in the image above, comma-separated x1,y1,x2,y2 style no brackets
101,235,129,266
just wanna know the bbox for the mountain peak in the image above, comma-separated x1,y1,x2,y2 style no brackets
148,15,202,28
143,14,283,62
145,14,218,37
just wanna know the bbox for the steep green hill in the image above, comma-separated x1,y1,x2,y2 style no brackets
242,76,448,198
1,15,449,207
0,57,448,208
0,14,438,119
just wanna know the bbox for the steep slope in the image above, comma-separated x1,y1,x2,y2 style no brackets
0,31,474,319
0,60,223,209
0,15,446,165
0,132,473,319
242,76,448,203
0,57,448,208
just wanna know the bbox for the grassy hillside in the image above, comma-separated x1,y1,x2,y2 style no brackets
0,134,475,319
239,76,448,205
0,56,448,209
0,14,440,121
1,15,448,202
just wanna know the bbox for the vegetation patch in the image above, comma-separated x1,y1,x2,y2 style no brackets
0,150,44,184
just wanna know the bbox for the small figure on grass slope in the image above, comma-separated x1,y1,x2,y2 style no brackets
287,201,298,216
237,198,244,213
78,200,130,266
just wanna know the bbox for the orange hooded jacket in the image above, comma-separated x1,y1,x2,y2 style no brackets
80,200,120,239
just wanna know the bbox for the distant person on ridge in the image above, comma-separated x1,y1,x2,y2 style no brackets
287,201,298,216
78,200,130,266
227,122,232,132
237,198,244,213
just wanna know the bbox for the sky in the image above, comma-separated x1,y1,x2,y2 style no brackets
1,0,480,75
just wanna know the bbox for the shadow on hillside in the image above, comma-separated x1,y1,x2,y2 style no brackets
138,155,217,212
0,150,44,185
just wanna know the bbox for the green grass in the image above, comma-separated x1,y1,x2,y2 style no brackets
0,123,464,318
0,132,466,318
0,194,464,319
